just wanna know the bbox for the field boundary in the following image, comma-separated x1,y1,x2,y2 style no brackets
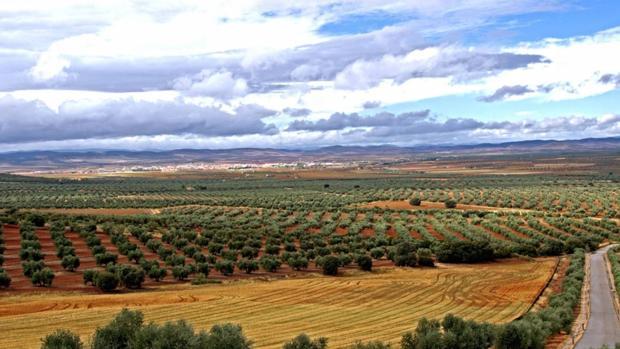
518,256,561,318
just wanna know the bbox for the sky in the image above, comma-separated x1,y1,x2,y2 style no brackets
0,0,619,151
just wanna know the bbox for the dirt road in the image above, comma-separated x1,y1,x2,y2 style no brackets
576,245,620,349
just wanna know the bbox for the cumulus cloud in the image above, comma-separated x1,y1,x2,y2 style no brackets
599,73,620,86
0,96,277,143
333,47,546,90
29,52,71,83
478,85,533,102
362,101,381,109
173,70,248,99
285,110,620,140
282,107,311,117
287,110,430,131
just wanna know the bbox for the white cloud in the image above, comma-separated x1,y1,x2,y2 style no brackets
29,52,71,82
173,70,248,99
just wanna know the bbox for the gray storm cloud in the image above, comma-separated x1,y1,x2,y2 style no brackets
0,96,277,143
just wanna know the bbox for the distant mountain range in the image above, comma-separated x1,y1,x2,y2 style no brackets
1,136,619,172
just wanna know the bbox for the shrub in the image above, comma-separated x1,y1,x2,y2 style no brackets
191,273,209,285
409,197,422,206
148,266,167,281
283,334,328,349
265,244,280,255
356,255,372,271
172,265,190,280
203,323,252,349
436,239,494,263
444,200,457,209
370,247,385,260
94,271,119,292
22,260,44,277
127,249,144,263
417,248,434,267
321,255,340,276
91,308,143,349
19,247,43,261
83,269,97,285
61,255,80,271
241,246,259,259
215,260,235,276
195,262,210,276
95,252,118,266
26,213,46,227
32,267,55,287
41,329,83,349
394,242,417,267
259,256,282,272
349,341,391,349
0,271,11,288
116,264,145,289
237,258,259,274
288,255,309,271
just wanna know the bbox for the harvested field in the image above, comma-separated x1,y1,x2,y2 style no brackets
0,258,556,348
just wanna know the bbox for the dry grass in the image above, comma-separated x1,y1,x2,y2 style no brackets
0,259,556,348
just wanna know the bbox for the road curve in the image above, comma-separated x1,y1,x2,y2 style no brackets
576,245,620,349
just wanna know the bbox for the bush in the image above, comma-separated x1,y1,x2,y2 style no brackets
215,260,235,276
288,255,309,271
148,266,167,281
95,252,118,266
417,248,434,267
349,341,391,349
191,273,209,285
92,309,143,349
22,260,44,277
116,264,145,289
41,329,83,349
0,271,11,288
283,334,328,349
321,255,340,276
26,213,46,227
203,323,252,349
237,258,259,274
370,247,385,260
61,255,80,271
19,247,43,261
444,200,457,209
394,242,417,267
83,269,97,285
436,239,494,263
172,265,190,280
95,271,119,292
32,267,55,287
409,197,422,206
259,256,282,272
357,255,372,271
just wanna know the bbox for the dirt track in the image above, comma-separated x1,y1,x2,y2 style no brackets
575,245,620,349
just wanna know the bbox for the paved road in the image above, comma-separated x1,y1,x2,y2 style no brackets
576,245,620,349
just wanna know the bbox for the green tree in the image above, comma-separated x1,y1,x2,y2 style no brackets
61,255,80,271
321,255,340,276
237,258,259,274
95,271,119,292
32,267,54,287
91,309,143,349
0,271,11,288
356,255,372,271
283,334,328,349
40,329,83,349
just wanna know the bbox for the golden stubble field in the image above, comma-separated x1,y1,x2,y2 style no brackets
0,259,556,349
